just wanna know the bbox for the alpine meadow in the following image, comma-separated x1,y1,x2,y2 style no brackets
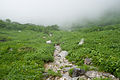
0,0,120,80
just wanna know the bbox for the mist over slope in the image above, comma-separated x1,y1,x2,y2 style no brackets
68,9,120,30
0,0,120,27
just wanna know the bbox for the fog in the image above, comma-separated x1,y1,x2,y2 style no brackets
0,0,120,26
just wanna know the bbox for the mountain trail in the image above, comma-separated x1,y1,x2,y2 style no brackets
44,45,119,80
45,45,77,80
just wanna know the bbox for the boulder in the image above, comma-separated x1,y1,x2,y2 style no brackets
85,71,102,78
9,48,13,51
55,45,61,52
59,51,68,58
43,36,46,39
72,68,86,77
84,58,91,65
46,40,52,44
18,30,21,32
49,34,52,37
78,38,84,45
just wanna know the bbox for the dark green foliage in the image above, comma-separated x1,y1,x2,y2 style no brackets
52,25,120,78
0,20,6,28
0,17,120,79
68,68,74,77
93,77,111,80
77,65,90,71
47,69,61,77
0,19,60,32
0,29,55,80
0,35,11,42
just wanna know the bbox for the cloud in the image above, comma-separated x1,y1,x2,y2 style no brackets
0,0,119,26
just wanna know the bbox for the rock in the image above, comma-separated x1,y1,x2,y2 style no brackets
43,36,46,39
54,77,60,80
55,45,61,52
0,40,5,42
59,51,68,58
49,34,52,37
63,70,67,73
85,71,118,79
102,73,111,77
78,38,84,45
85,71,102,78
72,68,86,77
78,75,88,80
102,73,117,80
87,78,91,80
84,58,91,65
18,30,21,32
68,64,73,67
57,54,61,57
9,48,13,51
43,72,49,78
72,61,75,64
46,40,52,44
71,77,79,80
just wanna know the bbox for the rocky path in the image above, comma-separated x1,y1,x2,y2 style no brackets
45,45,77,80
44,45,119,80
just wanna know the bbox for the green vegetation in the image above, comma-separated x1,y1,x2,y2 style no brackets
0,20,60,79
93,77,111,80
58,25,120,78
77,65,90,71
47,69,61,77
0,16,120,79
68,68,74,77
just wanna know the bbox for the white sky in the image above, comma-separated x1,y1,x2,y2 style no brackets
0,0,119,25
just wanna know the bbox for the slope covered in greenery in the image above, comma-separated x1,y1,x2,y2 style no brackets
55,25,120,77
0,19,60,80
0,19,120,79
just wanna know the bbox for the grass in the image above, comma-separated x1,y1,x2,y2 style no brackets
0,24,120,79
0,29,55,80
68,68,74,77
47,69,62,77
52,25,120,78
93,77,111,80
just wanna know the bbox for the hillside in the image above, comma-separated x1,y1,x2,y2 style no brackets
0,19,120,79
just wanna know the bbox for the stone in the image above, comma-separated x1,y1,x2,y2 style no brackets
9,48,13,51
18,30,21,32
57,54,61,57
72,68,86,77
43,72,49,78
78,38,84,45
78,75,88,80
55,77,60,80
49,34,52,37
43,36,46,39
71,77,79,80
59,51,68,58
85,71,102,78
46,40,52,44
0,39,6,42
84,58,91,65
102,73,111,77
103,73,116,79
72,61,75,64
55,45,61,52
